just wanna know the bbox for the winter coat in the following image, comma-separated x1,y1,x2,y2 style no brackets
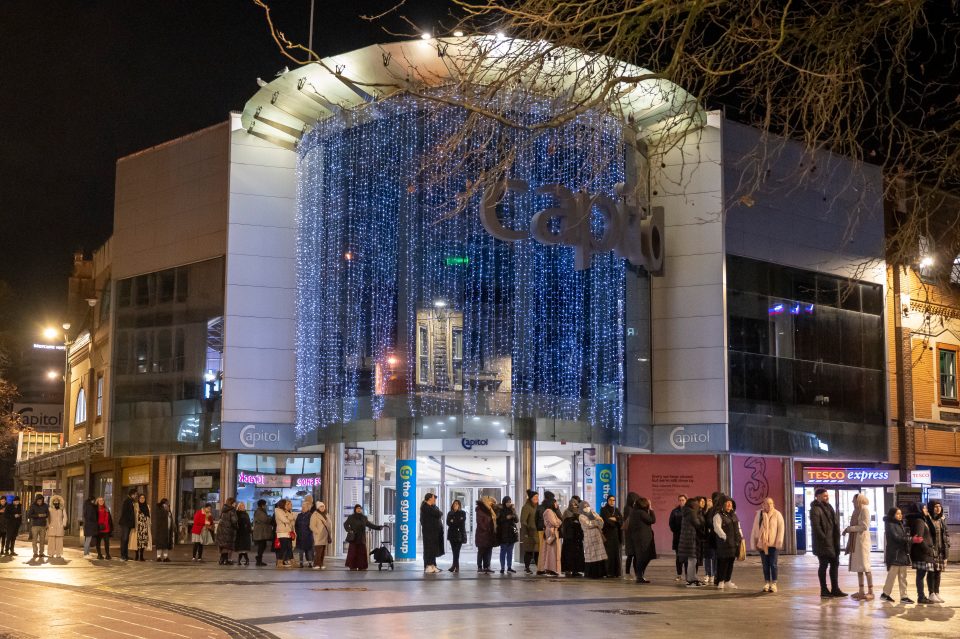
668,505,684,552
714,510,742,560
844,506,872,573
191,510,209,536
152,505,175,550
274,508,297,538
344,512,381,544
82,500,99,537
809,499,841,559
907,512,936,564
580,513,608,564
27,502,49,528
131,505,153,551
309,510,332,546
235,510,252,551
927,510,951,562
623,493,639,556
0,502,5,534
750,508,785,552
519,500,539,553
96,506,113,535
560,509,585,574
496,504,519,546
541,507,562,573
628,507,657,562
420,502,445,558
474,501,497,548
46,497,67,538
252,507,273,542
446,509,467,545
216,504,239,549
536,491,555,532
119,497,137,529
600,504,623,545
883,516,910,568
677,505,703,559
3,502,22,536
295,511,315,550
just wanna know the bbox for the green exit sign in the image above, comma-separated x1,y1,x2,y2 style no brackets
445,256,469,266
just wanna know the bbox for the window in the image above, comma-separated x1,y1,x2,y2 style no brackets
418,325,430,384
452,328,463,388
96,375,104,417
938,345,958,404
75,387,87,426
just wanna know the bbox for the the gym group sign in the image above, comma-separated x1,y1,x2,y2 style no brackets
803,467,899,486
395,460,417,559
481,180,664,272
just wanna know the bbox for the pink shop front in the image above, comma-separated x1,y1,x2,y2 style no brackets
234,454,323,515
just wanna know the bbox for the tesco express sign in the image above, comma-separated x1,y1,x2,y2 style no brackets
803,467,897,486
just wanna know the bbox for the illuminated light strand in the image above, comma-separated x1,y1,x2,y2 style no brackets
295,92,626,439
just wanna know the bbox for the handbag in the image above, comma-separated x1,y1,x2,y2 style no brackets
736,538,746,561
346,530,356,543
273,536,281,550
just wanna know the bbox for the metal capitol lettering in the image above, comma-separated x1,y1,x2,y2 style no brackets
460,438,489,450
669,426,709,450
239,424,281,449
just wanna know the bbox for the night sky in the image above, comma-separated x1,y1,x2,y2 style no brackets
0,0,449,331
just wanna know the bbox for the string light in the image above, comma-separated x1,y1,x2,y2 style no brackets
295,91,626,438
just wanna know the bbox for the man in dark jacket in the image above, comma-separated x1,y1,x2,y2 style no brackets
3,496,22,555
82,496,99,557
118,488,138,561
0,497,7,555
420,493,444,574
809,488,846,598
668,494,686,582
27,494,50,558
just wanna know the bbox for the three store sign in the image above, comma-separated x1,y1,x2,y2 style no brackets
481,180,665,272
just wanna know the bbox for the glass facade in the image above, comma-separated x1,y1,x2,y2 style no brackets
111,258,225,456
726,255,886,459
295,96,650,447
235,454,322,515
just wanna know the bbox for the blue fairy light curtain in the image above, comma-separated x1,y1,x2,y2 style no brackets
296,94,626,437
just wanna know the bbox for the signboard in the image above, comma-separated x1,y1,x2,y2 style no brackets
341,447,364,518
440,438,512,452
221,422,297,452
13,403,63,432
42,480,59,491
122,465,150,486
910,469,932,485
652,424,727,453
194,476,214,489
596,463,616,503
236,471,291,488
582,448,597,507
802,467,899,486
395,459,417,559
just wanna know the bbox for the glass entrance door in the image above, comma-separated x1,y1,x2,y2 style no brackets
802,486,885,553
447,485,504,548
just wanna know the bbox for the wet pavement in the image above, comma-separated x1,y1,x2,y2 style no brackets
0,539,956,639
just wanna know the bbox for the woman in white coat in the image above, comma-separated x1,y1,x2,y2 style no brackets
46,495,67,559
844,493,874,600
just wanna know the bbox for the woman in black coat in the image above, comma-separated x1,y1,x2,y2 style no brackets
82,497,99,558
560,498,585,577
235,502,253,566
446,500,467,573
420,493,444,573
713,497,742,589
475,496,497,574
677,498,704,586
496,496,519,574
152,498,175,562
907,502,936,604
344,505,383,571
600,495,624,578
881,507,911,603
628,497,657,583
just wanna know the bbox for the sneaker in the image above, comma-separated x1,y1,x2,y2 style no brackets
929,593,943,603
313,566,322,570
763,583,771,592
880,593,895,602
686,581,702,588
726,582,738,590
820,590,833,599
900,597,914,604
717,581,725,590
770,583,778,593
675,575,682,582
830,590,848,598
917,595,933,604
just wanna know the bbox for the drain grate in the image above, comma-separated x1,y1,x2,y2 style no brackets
590,609,655,616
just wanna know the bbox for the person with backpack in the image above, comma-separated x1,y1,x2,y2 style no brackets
447,499,467,573
880,506,912,604
496,496,519,574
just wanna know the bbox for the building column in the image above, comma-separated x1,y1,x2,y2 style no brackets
595,444,613,464
783,457,797,555
617,452,630,502
513,418,536,506
717,454,732,497
220,452,236,503
322,443,343,556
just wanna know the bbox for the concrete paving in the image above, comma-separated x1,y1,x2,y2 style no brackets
0,539,956,639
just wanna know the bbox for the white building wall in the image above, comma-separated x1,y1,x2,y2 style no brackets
723,119,885,283
221,119,297,426
649,117,729,427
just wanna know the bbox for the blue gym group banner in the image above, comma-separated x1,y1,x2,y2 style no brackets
596,464,616,504
395,459,417,559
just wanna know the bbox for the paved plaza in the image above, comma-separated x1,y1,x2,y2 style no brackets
0,540,956,639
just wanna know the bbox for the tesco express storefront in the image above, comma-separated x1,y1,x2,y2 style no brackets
239,36,698,556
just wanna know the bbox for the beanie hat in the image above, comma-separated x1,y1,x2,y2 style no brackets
526,489,537,499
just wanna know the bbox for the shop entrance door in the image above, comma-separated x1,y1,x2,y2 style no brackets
802,486,885,553
446,485,503,548
538,485,572,512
